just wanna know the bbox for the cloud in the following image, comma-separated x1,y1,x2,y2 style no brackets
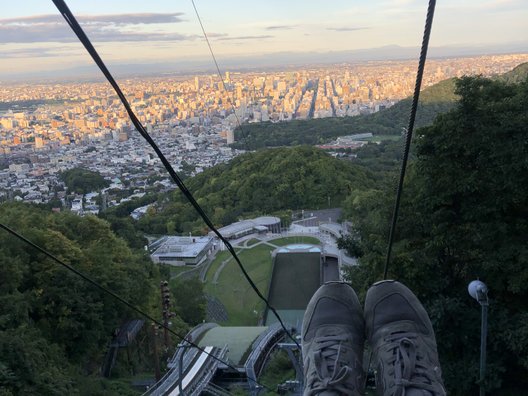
1,13,185,25
0,13,192,44
206,32,229,38
265,25,297,31
326,27,369,32
215,35,274,41
0,46,77,58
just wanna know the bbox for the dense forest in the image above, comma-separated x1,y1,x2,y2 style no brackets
132,146,377,235
343,76,528,394
59,168,110,195
0,204,199,395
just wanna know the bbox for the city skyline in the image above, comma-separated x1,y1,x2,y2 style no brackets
1,0,527,79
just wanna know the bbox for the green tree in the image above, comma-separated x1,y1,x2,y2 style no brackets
60,167,109,194
139,146,375,235
337,232,363,258
345,76,528,394
171,277,206,326
0,202,160,394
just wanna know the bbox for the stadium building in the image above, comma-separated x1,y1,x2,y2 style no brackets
150,235,214,266
213,216,281,240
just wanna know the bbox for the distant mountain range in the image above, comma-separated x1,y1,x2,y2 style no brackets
3,42,527,82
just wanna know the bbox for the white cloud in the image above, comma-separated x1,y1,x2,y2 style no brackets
0,13,195,44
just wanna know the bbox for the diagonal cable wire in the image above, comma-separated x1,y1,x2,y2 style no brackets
191,0,251,150
0,221,271,393
383,0,436,279
51,0,299,349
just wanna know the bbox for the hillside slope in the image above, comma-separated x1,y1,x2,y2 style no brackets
138,146,375,234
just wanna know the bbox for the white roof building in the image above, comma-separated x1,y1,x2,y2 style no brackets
150,235,214,266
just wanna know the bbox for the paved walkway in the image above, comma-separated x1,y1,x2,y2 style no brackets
171,247,220,281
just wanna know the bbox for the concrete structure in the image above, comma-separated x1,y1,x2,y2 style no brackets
147,323,284,395
319,222,347,239
265,244,322,328
214,216,281,240
143,243,341,394
150,235,214,266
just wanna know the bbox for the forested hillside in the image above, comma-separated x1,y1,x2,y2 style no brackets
343,75,528,394
136,146,376,235
0,204,174,395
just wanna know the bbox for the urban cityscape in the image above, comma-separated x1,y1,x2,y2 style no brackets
1,53,527,211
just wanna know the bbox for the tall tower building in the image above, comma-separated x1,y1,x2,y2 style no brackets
226,129,235,144
195,76,200,91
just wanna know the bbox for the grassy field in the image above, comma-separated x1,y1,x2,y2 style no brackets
245,238,260,247
269,235,321,246
202,235,321,326
204,244,274,326
169,265,196,278
203,250,233,281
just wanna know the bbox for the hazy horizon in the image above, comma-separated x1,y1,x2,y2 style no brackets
1,43,527,83
1,0,527,81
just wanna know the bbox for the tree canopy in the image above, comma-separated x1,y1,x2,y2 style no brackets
60,167,110,194
344,76,528,394
0,203,161,394
137,146,376,235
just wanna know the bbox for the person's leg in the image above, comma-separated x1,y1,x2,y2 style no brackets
302,281,365,395
364,280,446,396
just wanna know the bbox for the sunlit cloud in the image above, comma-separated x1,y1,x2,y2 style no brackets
0,13,194,43
0,45,78,58
1,13,185,25
265,25,297,30
326,27,369,32
215,35,274,41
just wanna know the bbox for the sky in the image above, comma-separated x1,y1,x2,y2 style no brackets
0,0,526,78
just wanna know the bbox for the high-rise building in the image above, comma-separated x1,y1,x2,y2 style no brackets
35,137,44,149
226,129,235,144
195,76,200,91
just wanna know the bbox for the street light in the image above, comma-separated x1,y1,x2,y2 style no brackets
468,280,489,396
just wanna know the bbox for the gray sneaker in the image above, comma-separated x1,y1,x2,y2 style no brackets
302,281,365,396
365,280,446,396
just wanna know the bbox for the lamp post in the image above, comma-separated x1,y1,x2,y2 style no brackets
160,281,171,349
468,280,489,396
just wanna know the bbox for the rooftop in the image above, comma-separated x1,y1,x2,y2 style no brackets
151,235,212,258
198,326,268,366
276,244,321,253
215,216,281,238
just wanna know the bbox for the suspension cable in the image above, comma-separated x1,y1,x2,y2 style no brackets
383,0,436,279
51,0,299,348
191,0,250,150
0,222,272,393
